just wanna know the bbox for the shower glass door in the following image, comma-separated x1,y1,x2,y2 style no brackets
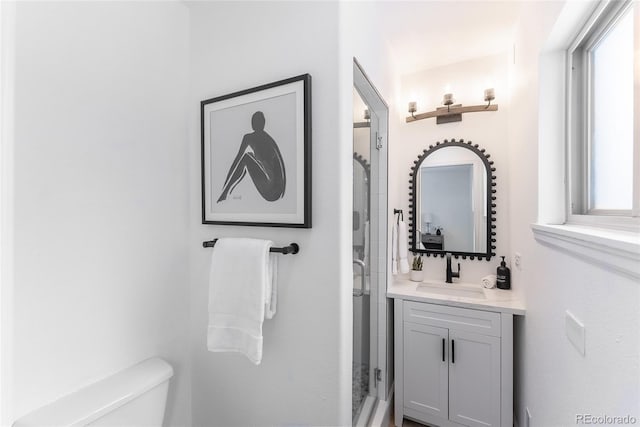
352,58,389,426
352,85,377,425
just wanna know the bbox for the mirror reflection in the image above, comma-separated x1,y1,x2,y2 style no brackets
353,154,370,262
411,142,492,258
352,88,371,267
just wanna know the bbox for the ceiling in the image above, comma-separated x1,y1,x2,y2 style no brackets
372,1,524,76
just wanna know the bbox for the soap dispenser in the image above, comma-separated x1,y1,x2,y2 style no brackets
496,256,511,290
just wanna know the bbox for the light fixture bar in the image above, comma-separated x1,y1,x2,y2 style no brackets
406,103,498,123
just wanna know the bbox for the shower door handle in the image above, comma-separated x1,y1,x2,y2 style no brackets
353,259,366,298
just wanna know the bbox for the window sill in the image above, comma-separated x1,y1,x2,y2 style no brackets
531,223,640,279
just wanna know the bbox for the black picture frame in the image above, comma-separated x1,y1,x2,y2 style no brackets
408,139,497,261
201,74,312,228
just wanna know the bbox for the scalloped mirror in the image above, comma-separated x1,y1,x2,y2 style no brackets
409,139,496,260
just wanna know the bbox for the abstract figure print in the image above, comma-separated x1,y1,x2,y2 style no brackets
217,111,286,203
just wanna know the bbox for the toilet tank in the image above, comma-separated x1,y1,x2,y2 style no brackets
13,357,174,427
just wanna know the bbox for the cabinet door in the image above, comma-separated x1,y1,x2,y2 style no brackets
403,322,448,419
449,330,501,427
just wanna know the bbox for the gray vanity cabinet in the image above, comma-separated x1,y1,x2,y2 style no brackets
403,323,449,418
395,300,512,427
448,330,501,427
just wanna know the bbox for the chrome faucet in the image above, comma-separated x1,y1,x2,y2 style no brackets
445,253,460,283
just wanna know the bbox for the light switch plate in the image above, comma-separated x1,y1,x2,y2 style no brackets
565,310,585,356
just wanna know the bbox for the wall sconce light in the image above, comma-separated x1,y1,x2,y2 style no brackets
484,88,495,107
408,102,417,118
442,93,454,111
407,88,498,124
354,109,371,129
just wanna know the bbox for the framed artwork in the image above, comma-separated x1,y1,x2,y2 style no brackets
201,74,312,228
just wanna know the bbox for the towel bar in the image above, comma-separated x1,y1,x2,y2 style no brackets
202,239,299,255
394,208,404,223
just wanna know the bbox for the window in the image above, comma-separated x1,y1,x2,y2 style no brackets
568,0,639,228
532,0,639,279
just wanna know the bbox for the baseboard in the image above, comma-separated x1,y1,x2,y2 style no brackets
356,396,377,427
369,388,393,427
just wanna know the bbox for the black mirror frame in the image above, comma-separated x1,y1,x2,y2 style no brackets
409,138,496,261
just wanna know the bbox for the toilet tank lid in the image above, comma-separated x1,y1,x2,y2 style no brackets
12,357,173,427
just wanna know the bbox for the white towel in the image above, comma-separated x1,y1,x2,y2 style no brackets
207,238,277,365
392,222,398,275
398,220,410,274
481,275,497,289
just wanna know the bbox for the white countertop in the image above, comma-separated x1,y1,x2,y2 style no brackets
388,275,526,315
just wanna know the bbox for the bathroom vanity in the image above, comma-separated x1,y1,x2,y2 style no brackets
389,277,525,427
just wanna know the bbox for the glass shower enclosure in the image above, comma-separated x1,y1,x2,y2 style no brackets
352,60,389,426
352,86,374,424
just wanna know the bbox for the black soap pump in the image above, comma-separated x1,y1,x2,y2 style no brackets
496,256,511,290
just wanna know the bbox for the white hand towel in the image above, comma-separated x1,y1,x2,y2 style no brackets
265,254,278,320
392,222,398,275
398,220,410,274
481,274,497,289
207,238,277,365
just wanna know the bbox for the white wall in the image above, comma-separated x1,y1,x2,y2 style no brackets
391,54,511,282
508,2,640,425
0,2,17,424
187,2,350,425
9,2,191,425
